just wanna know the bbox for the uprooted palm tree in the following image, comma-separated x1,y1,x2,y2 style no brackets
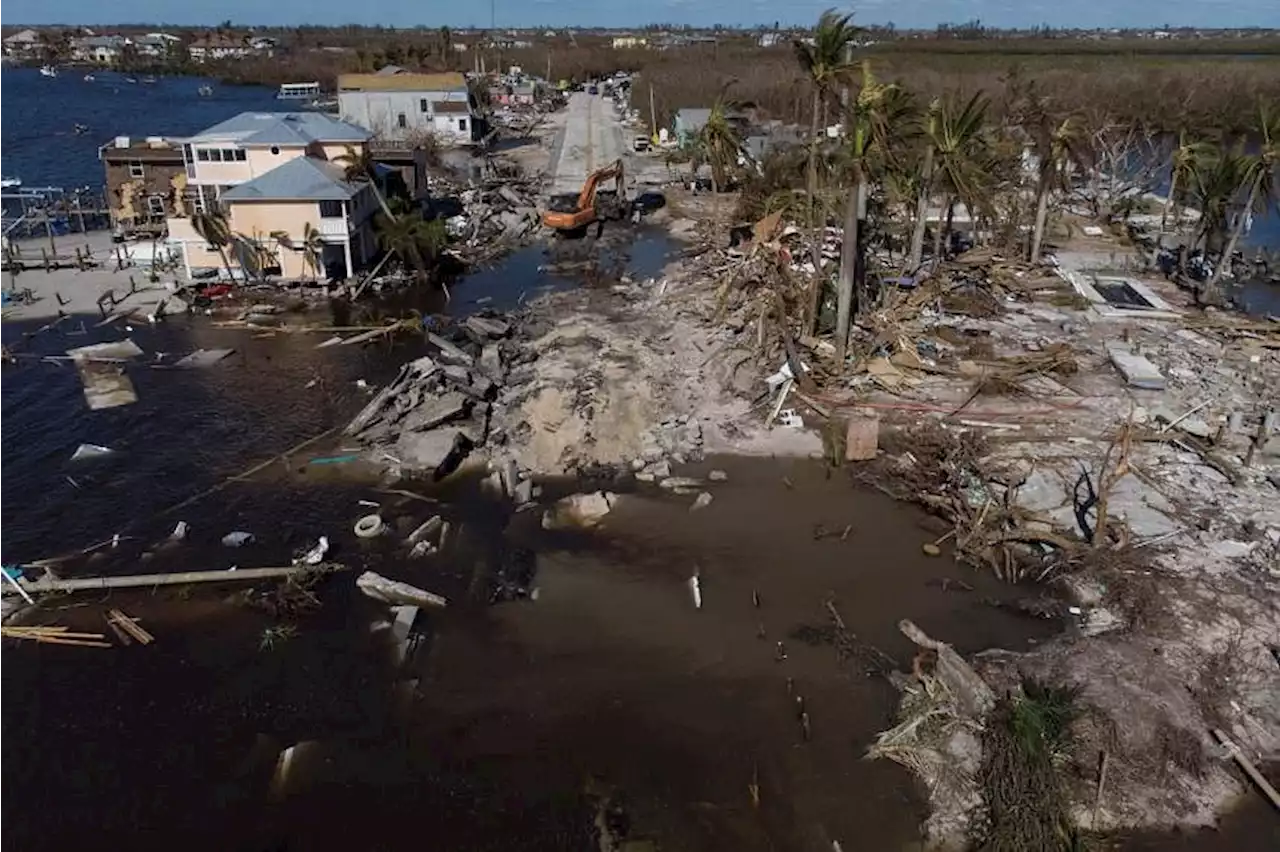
907,91,992,270
191,209,237,281
794,8,860,325
834,62,911,364
376,212,448,282
1204,101,1279,296
334,145,394,219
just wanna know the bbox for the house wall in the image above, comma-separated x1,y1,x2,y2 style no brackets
228,201,323,241
243,145,306,178
339,89,471,141
103,157,185,227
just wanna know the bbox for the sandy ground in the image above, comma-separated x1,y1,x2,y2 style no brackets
2,230,179,322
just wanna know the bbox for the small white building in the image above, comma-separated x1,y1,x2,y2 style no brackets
338,69,477,143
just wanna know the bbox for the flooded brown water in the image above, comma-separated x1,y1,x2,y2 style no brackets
2,452,1063,852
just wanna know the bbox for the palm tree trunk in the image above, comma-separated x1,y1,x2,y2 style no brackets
1029,180,1051,262
835,168,862,367
932,194,953,262
1161,169,1178,232
908,146,934,270
208,240,236,282
943,199,956,253
807,87,823,332
1205,181,1257,297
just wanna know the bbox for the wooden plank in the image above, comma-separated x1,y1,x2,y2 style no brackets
12,565,342,595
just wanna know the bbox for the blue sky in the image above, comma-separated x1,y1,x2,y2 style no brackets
6,0,1278,30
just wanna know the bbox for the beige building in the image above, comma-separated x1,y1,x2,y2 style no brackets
165,112,379,281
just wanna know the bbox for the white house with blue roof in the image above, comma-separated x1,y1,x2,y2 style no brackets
166,112,380,281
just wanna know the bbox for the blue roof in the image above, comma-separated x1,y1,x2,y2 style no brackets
194,112,370,147
220,157,361,202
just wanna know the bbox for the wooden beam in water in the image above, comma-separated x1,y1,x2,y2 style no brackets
13,565,342,595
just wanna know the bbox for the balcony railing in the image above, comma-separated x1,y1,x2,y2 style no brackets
315,218,349,237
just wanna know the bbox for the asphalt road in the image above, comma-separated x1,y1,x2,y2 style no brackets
548,92,627,195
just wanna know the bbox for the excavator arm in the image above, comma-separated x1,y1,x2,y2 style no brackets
542,159,627,232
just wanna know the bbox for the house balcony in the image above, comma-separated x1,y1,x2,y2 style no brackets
315,218,351,238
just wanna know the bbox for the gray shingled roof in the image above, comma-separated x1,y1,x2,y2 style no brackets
220,157,360,202
195,112,370,146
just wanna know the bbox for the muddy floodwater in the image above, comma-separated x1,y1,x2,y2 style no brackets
2,450,1062,852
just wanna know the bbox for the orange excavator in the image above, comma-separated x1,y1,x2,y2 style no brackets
541,159,630,233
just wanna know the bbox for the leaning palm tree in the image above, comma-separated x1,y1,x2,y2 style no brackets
334,145,394,219
908,91,991,269
375,212,447,282
1027,113,1093,263
833,62,910,363
1204,102,1279,295
1187,147,1249,257
191,209,237,281
1161,129,1213,233
271,222,325,282
795,8,860,325
694,86,745,227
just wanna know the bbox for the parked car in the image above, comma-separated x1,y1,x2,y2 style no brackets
632,135,651,152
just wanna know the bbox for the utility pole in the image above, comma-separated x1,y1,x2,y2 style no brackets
649,83,657,141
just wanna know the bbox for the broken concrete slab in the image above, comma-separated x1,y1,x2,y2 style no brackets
1151,405,1214,440
481,344,504,377
464,316,511,340
1107,344,1166,390
1015,469,1069,514
67,339,144,362
397,430,467,470
73,360,138,409
356,571,447,609
543,491,615,530
845,416,880,462
173,348,236,369
427,332,475,366
408,515,444,544
400,392,470,433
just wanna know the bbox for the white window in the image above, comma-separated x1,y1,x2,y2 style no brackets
128,161,145,178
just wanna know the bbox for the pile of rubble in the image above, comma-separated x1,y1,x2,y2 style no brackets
441,177,543,258
345,314,523,475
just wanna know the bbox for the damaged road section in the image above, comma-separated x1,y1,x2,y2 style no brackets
346,314,514,476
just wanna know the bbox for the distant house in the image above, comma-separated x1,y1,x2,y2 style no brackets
612,36,648,49
134,33,179,58
757,32,787,48
163,111,378,281
73,35,128,64
188,34,251,62
338,69,478,144
3,29,42,58
673,108,712,144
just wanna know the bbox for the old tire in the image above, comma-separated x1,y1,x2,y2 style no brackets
354,514,385,539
